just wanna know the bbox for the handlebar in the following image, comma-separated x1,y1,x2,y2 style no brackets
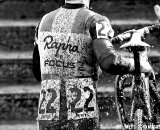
111,24,160,44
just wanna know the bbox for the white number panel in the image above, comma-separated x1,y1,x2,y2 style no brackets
66,78,98,120
96,21,112,39
37,80,60,121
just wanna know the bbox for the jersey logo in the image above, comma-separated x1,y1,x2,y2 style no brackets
96,21,110,39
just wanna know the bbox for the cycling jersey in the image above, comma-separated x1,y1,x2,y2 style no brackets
33,3,132,130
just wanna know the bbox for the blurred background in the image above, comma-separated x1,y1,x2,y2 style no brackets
0,0,160,129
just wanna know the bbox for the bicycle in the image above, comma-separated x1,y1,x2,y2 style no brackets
111,24,160,130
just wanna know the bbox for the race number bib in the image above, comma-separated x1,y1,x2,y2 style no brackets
66,78,98,120
37,80,60,121
96,21,114,39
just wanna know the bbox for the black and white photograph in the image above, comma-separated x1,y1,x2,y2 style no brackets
0,0,160,130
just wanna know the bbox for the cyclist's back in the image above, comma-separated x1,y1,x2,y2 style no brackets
38,4,100,79
36,3,103,130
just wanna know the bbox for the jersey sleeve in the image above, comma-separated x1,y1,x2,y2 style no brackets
88,14,114,40
89,14,133,75
33,44,41,81
33,23,41,81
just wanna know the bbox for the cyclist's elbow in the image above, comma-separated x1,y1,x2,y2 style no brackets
99,54,119,75
99,53,131,75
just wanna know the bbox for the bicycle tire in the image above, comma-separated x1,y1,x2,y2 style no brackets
133,76,156,130
134,109,143,130
115,74,134,130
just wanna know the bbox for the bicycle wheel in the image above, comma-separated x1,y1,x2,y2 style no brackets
115,74,134,129
133,75,156,130
134,109,143,130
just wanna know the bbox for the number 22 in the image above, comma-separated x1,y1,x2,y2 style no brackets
39,88,57,114
69,86,94,113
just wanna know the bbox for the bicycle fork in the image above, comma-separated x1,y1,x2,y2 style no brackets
130,48,152,123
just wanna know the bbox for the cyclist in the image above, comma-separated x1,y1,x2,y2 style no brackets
33,0,152,129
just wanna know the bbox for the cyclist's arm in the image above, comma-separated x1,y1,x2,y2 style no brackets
33,25,41,81
89,15,133,75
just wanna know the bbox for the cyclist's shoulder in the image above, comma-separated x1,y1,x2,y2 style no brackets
41,8,61,23
85,10,110,25
79,8,96,15
38,8,61,31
